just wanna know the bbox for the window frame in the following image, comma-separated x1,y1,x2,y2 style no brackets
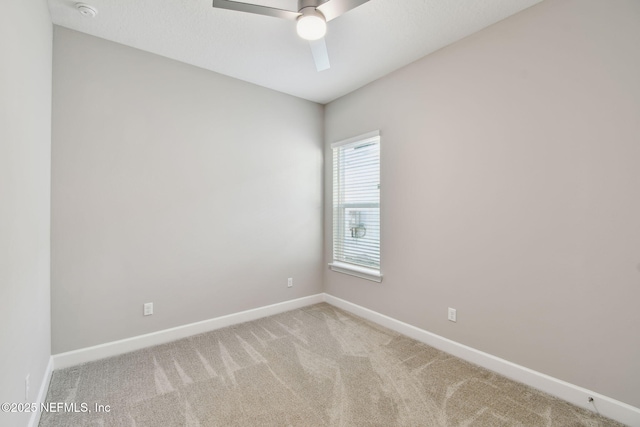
329,130,382,283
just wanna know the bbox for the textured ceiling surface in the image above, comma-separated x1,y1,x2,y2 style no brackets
47,0,542,104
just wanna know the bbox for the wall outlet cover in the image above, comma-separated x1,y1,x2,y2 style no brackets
144,302,153,316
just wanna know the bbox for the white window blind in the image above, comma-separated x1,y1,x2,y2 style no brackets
331,131,381,280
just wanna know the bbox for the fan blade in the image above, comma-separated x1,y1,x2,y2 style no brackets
316,0,370,22
309,38,330,71
212,0,300,21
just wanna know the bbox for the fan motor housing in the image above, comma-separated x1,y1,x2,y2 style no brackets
298,0,328,12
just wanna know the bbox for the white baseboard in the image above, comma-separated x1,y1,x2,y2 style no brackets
323,293,640,427
53,294,324,370
28,355,53,427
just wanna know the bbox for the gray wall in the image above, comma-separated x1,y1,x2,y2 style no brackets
0,0,52,426
324,0,640,408
51,27,324,354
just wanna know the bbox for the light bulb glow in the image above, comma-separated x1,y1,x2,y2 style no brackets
296,11,327,41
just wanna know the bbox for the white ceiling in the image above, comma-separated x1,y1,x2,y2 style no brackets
47,0,542,104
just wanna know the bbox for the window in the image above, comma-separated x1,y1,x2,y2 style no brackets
329,130,382,282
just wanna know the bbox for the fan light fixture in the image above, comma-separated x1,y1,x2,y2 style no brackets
296,8,326,41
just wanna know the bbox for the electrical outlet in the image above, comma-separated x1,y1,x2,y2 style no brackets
448,307,457,322
287,278,293,288
144,302,153,316
25,374,30,401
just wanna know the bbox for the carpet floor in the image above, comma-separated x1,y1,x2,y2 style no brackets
40,303,623,426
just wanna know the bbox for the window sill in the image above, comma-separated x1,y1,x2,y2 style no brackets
328,262,383,283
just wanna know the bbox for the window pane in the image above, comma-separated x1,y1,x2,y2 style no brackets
332,134,380,271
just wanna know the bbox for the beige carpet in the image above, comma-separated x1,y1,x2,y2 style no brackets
40,303,623,426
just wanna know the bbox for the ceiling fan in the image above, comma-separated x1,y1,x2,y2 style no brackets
212,0,370,72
